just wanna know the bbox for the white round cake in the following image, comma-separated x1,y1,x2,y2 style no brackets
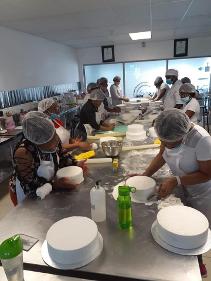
157,206,209,249
126,124,146,141
126,176,156,201
56,166,84,184
46,217,103,266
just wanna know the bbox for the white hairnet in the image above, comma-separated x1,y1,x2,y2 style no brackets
98,77,108,85
179,83,196,94
181,77,191,84
154,109,191,142
22,111,55,145
38,98,56,113
89,89,104,101
166,69,178,77
87,82,98,92
154,76,163,84
113,76,121,82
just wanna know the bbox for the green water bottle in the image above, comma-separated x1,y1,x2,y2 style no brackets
117,185,136,229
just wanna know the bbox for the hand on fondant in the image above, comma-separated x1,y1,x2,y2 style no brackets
158,177,177,198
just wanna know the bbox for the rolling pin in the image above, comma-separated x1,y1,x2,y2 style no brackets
122,144,160,151
86,158,112,164
87,132,125,140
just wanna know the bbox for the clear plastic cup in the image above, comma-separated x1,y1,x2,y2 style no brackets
1,252,24,281
0,235,24,281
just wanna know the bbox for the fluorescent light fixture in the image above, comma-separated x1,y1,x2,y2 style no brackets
129,31,151,40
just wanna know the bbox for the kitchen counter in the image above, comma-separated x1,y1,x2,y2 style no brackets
0,160,201,281
0,128,22,138
0,129,23,183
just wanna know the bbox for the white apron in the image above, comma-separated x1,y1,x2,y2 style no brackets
84,124,94,136
163,128,211,224
16,153,56,204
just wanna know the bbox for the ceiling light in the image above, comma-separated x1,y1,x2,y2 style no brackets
129,31,151,40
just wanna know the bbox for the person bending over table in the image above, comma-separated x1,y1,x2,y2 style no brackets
9,112,81,206
79,89,115,138
179,83,200,124
135,109,211,278
151,76,169,102
38,98,90,151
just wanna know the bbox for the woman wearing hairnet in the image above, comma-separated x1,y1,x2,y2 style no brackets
179,83,200,124
110,76,129,106
9,112,80,206
38,98,90,151
141,109,211,277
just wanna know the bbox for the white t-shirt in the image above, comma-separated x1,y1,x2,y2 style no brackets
157,83,169,102
110,84,122,106
163,124,211,185
163,80,183,109
183,98,200,124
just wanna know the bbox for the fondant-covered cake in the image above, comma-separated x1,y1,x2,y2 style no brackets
156,206,209,249
56,166,84,185
126,124,146,141
46,216,103,267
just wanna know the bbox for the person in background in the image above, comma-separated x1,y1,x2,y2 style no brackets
38,98,90,151
137,109,211,278
179,83,200,124
9,112,80,206
164,69,183,110
19,109,27,124
83,82,98,103
181,77,191,84
98,77,121,114
110,76,129,106
5,111,16,130
79,89,115,137
152,76,169,102
0,111,5,130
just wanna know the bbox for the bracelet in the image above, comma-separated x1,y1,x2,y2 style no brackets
175,176,181,186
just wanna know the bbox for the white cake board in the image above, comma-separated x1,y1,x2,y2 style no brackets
41,232,103,269
151,220,211,256
112,182,148,203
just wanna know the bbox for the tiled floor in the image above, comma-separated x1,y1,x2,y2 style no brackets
1,189,211,280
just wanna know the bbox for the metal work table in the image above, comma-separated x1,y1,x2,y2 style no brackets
0,162,201,281
0,128,22,138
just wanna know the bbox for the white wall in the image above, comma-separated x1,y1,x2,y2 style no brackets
77,36,211,87
0,26,79,91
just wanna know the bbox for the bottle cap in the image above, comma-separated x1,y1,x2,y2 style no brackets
0,235,23,260
118,185,136,196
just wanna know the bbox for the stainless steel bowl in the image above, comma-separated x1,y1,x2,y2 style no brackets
101,140,123,157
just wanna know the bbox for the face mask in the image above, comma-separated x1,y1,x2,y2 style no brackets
165,142,183,154
181,96,190,104
166,79,173,85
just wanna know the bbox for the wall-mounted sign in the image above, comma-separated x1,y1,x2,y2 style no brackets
101,45,115,62
174,38,188,57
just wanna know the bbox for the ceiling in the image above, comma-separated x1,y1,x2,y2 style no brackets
0,0,210,48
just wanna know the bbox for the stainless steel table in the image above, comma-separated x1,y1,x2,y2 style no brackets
0,162,201,281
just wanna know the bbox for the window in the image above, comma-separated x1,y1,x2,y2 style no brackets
168,57,211,95
124,60,167,98
84,63,123,90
